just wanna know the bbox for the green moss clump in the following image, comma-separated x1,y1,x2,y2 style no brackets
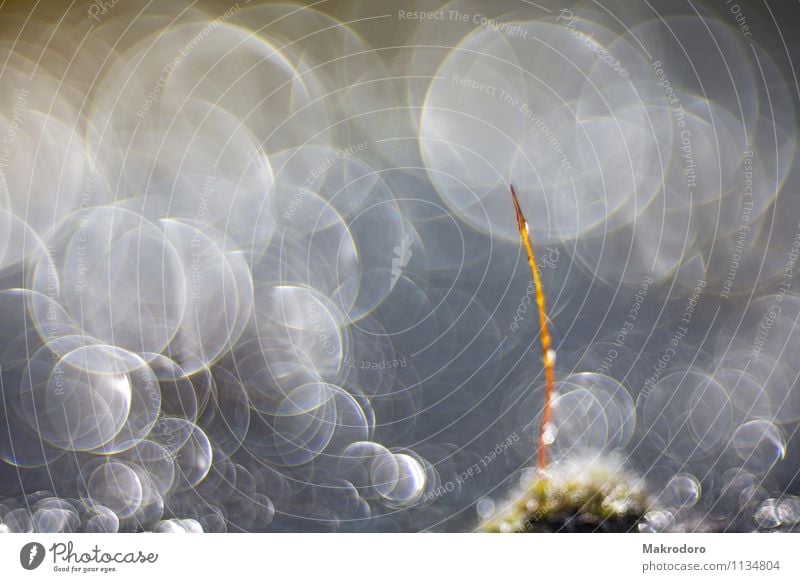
481,453,650,533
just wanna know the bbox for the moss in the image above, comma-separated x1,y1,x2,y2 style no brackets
480,453,650,533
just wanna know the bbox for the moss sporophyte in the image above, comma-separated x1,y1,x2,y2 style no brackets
482,186,650,533
509,184,556,473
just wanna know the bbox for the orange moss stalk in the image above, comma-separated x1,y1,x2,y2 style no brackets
510,184,556,472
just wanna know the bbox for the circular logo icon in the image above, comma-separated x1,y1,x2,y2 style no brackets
20,542,46,570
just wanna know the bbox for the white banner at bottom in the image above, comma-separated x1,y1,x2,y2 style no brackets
0,533,796,581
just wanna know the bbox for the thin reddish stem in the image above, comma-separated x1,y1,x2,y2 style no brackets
510,184,556,472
